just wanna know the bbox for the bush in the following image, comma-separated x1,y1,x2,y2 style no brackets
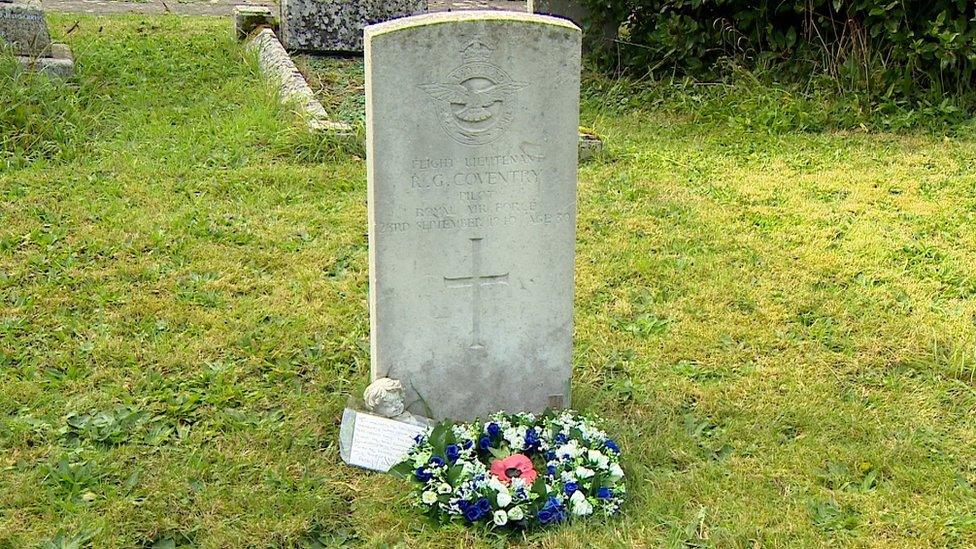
586,0,976,102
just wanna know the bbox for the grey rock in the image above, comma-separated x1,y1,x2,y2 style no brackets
280,0,427,53
365,12,581,421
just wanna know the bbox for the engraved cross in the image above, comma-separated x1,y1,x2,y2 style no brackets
444,237,509,350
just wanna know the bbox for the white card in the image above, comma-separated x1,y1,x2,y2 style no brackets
347,413,426,472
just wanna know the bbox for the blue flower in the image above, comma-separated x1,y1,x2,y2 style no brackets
415,467,432,482
537,507,553,523
546,451,556,461
604,439,620,454
546,465,556,476
413,433,426,444
462,439,473,450
537,497,566,524
487,422,501,437
445,444,460,463
554,433,568,444
463,504,482,522
476,497,491,513
524,428,540,449
596,486,613,500
429,455,445,467
479,436,491,450
564,482,579,495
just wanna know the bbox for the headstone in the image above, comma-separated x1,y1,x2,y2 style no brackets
0,0,51,57
527,0,616,52
1,0,74,77
279,0,427,53
365,12,581,421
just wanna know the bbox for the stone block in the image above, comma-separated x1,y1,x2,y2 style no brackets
234,5,277,41
16,41,73,76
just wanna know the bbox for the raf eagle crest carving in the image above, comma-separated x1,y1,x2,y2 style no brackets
419,38,527,145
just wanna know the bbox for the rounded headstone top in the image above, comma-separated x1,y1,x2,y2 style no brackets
364,10,581,38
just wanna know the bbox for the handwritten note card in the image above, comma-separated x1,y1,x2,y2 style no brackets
347,413,426,472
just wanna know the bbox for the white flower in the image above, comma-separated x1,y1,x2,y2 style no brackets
503,426,520,447
487,476,507,492
437,483,452,494
421,491,438,505
575,466,595,479
492,510,508,526
588,449,609,468
570,490,593,516
496,490,512,507
412,450,431,467
556,440,582,459
609,463,624,480
507,506,524,521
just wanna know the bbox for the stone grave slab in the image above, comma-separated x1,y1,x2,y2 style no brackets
0,1,51,57
280,0,427,53
528,0,617,51
1,0,74,76
365,12,581,421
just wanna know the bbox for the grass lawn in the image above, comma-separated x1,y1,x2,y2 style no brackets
2,14,976,548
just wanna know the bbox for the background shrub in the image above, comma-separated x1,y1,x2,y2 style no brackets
585,0,976,105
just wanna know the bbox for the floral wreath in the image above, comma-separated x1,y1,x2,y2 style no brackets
392,410,625,528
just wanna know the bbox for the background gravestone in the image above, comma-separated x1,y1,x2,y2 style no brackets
280,0,427,53
0,0,51,57
365,12,581,421
528,0,617,52
0,0,74,76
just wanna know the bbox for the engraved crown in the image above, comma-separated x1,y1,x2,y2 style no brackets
461,39,493,62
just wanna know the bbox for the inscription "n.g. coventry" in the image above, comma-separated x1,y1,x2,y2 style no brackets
411,168,539,190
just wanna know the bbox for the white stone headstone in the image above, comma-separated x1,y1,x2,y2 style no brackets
365,12,581,421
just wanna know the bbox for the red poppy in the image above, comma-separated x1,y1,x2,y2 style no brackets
490,454,538,485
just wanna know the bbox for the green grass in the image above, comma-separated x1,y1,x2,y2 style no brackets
2,14,976,548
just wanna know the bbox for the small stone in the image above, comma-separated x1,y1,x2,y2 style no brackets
578,129,604,161
233,5,276,41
